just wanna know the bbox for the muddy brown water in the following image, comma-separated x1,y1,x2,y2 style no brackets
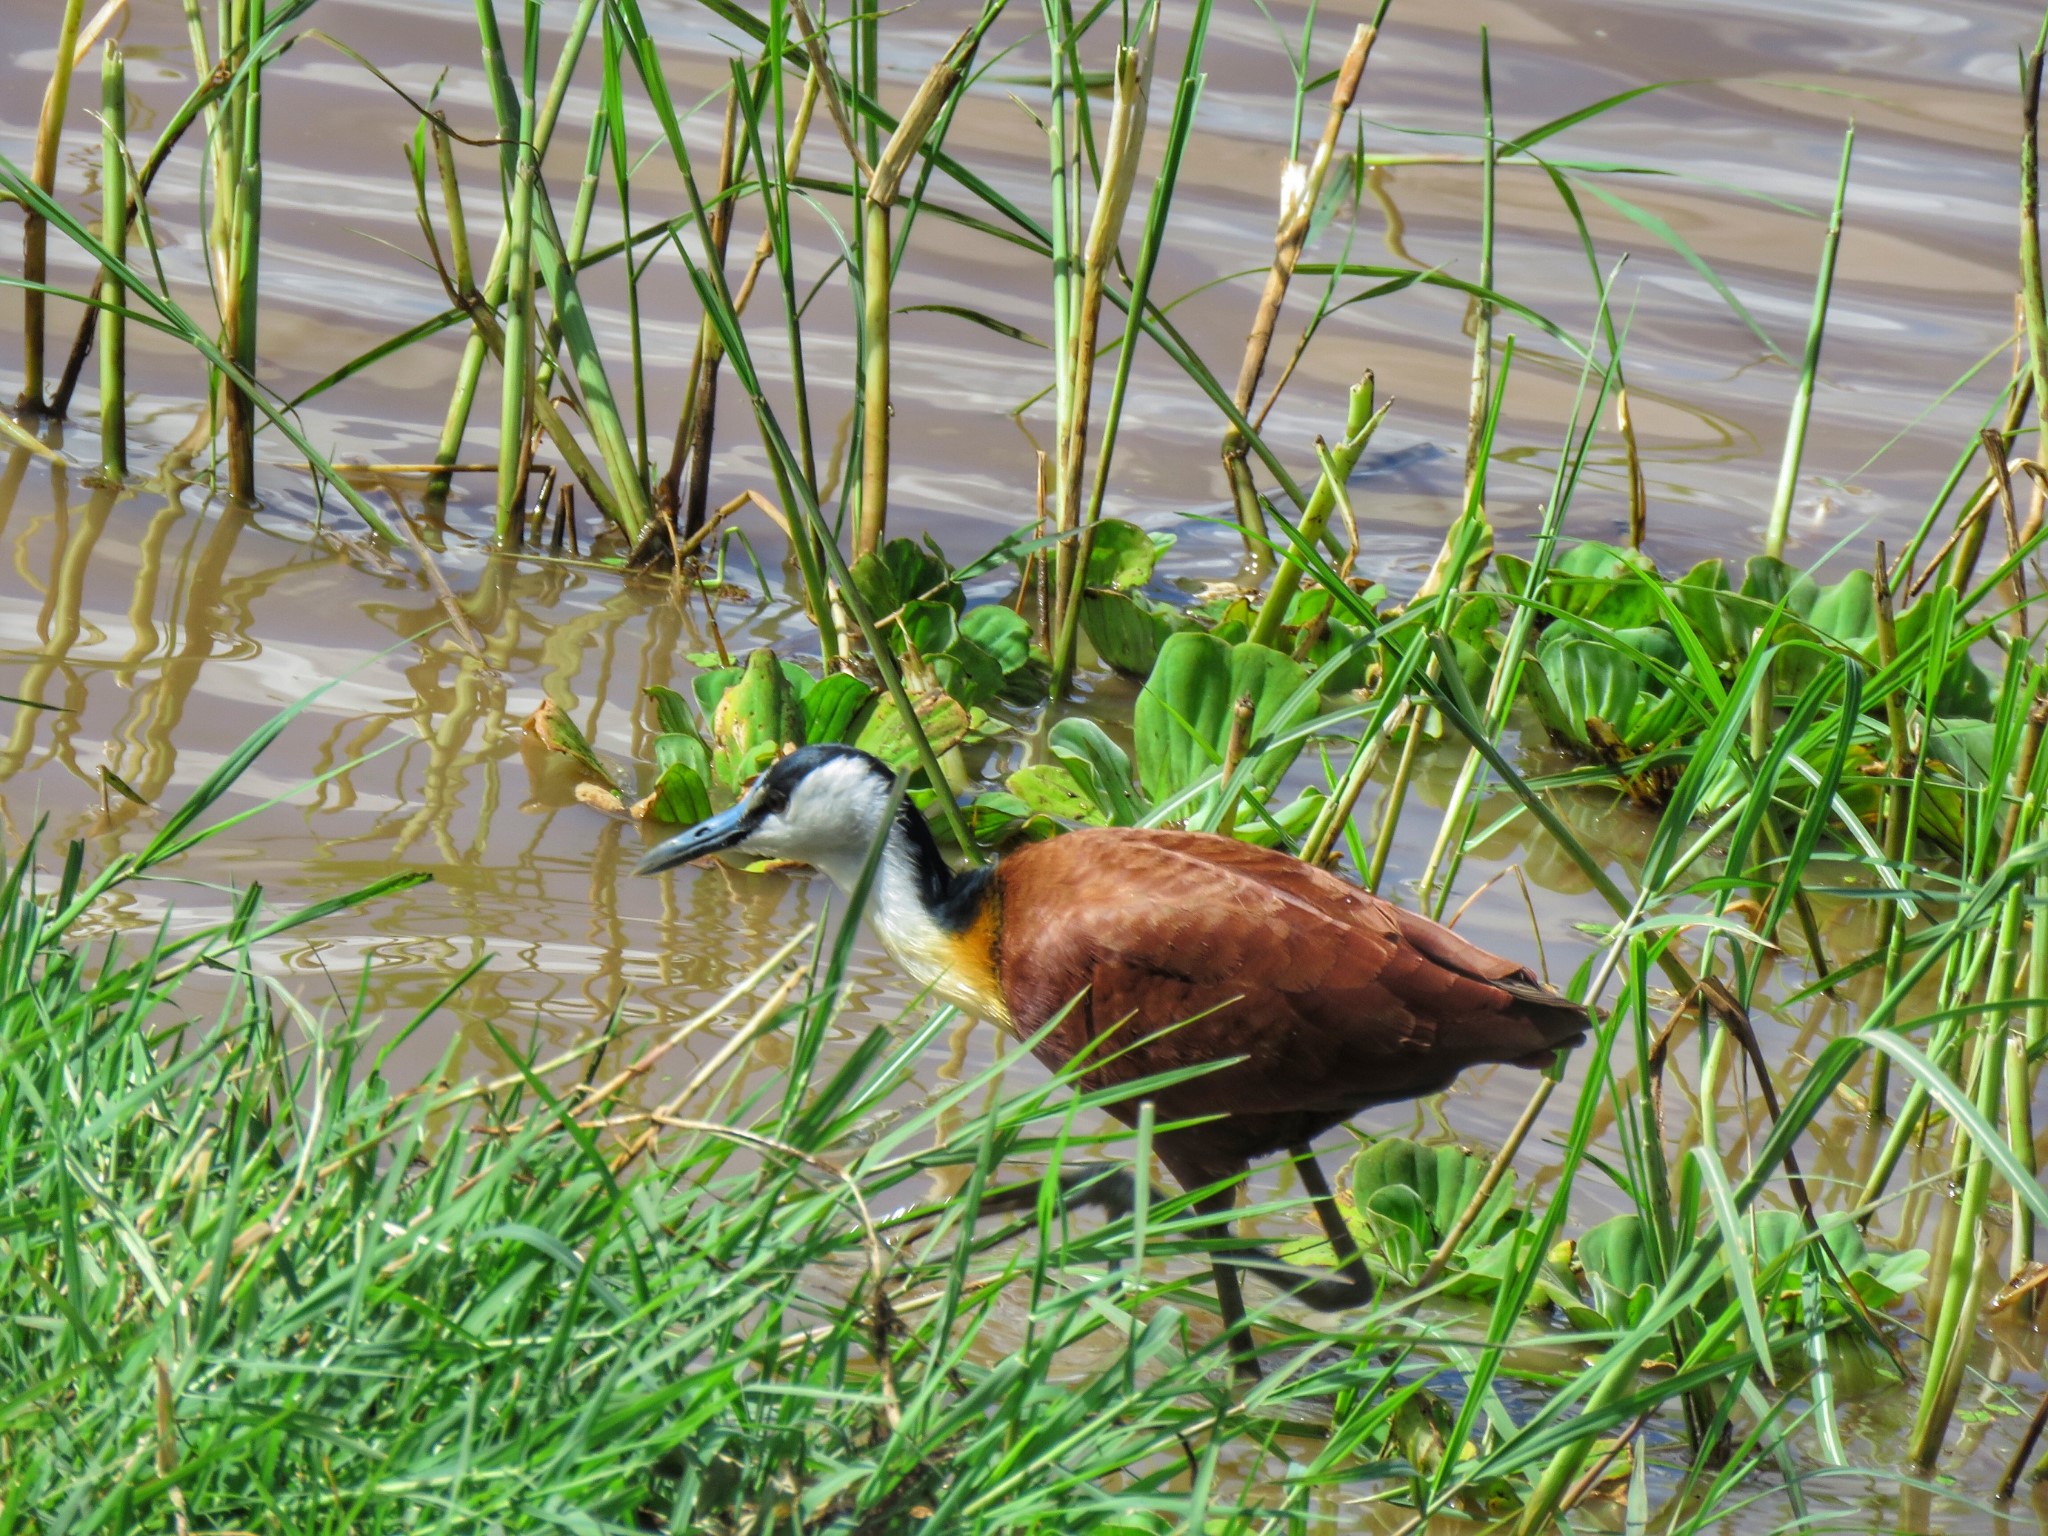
4,0,2048,1527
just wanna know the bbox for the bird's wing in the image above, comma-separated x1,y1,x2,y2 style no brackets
995,830,1582,1122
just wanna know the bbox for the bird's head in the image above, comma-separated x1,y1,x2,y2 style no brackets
635,743,905,887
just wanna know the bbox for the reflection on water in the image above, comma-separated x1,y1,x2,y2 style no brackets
6,0,2048,1526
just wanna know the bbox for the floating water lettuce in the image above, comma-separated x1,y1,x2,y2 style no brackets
1492,542,2001,837
1076,519,1190,677
709,649,804,792
1134,632,1317,823
525,697,626,796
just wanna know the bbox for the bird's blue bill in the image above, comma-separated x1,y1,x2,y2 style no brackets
637,803,751,875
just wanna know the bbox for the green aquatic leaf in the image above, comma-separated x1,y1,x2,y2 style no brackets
960,604,1033,676
1350,1137,1517,1249
1894,592,1995,720
525,699,623,794
1340,1137,1520,1284
851,535,958,618
1133,632,1316,817
1548,541,1661,627
1085,519,1173,591
1049,717,1145,825
654,731,712,781
899,598,960,660
646,759,714,826
1080,587,1191,677
645,684,701,739
853,691,971,770
1738,555,1819,625
968,788,1063,842
692,666,742,718
1573,1213,1660,1329
1006,762,1109,826
933,633,1004,711
1672,558,1741,668
801,674,875,745
1807,569,1878,651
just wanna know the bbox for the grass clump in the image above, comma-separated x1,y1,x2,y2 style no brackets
0,741,1465,1532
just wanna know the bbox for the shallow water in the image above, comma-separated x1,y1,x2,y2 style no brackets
4,0,2047,1527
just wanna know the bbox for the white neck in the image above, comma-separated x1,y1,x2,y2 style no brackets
813,824,981,1015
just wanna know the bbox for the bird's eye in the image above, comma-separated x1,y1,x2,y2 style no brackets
759,785,788,815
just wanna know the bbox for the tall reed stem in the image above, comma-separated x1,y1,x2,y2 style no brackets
212,0,266,500
1763,124,1853,559
98,42,127,480
20,0,87,412
433,0,600,502
1462,29,1494,490
1047,34,1154,692
665,86,742,542
856,197,893,560
492,3,541,540
854,44,969,560
1907,888,2022,1466
2021,45,2047,530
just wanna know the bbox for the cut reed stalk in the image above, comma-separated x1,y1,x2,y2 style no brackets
1219,14,1380,563
1866,540,1910,1121
1046,4,1204,694
97,41,127,480
1763,124,1853,559
50,18,223,420
19,0,88,412
857,193,894,561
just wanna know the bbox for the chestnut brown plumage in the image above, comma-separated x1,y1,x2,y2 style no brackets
637,745,1588,1376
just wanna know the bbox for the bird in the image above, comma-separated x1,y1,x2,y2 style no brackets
637,742,1588,1376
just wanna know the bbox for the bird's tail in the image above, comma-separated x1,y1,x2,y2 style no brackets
1494,974,1590,1067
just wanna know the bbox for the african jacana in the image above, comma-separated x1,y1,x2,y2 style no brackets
638,743,1587,1374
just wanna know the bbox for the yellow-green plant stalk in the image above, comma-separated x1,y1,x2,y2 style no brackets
1866,541,1912,1120
494,25,540,539
20,0,87,411
855,49,967,559
1908,886,2024,1467
2027,854,2048,1266
1246,373,1382,650
98,41,127,479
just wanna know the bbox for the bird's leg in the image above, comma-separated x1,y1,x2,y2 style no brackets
1206,1149,1376,1312
1288,1144,1376,1309
1194,1187,1263,1383
975,1162,1160,1222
